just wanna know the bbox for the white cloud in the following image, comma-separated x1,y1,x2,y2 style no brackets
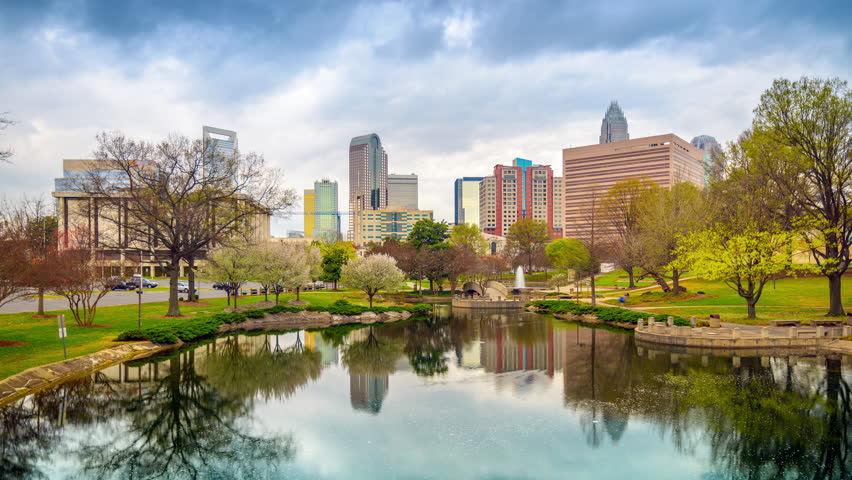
442,11,477,48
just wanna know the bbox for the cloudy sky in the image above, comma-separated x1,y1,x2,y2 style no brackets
1,0,850,235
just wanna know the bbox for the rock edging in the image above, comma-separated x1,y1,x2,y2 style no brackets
527,306,637,330
0,309,414,408
0,341,177,407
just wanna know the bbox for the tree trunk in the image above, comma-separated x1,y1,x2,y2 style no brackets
37,287,45,315
296,286,301,301
649,270,671,293
827,274,844,316
166,260,181,317
274,290,280,305
264,285,269,301
233,288,238,309
626,267,635,289
368,293,374,308
671,269,683,294
590,274,596,307
746,297,757,319
429,278,434,294
187,256,196,302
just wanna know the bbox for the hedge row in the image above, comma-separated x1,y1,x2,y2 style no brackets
116,300,433,345
527,300,692,327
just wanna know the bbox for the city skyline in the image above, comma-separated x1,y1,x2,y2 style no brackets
0,2,850,235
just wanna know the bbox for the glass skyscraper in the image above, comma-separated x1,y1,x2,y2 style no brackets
348,133,387,240
313,179,340,242
202,126,237,175
690,135,722,184
599,101,629,144
454,177,484,225
387,173,418,210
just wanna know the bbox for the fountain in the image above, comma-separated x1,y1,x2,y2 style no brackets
514,266,526,289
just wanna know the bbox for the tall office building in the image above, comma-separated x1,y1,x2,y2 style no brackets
690,135,722,184
478,158,558,237
351,207,433,246
387,173,418,210
202,126,237,175
303,189,315,239
348,134,388,241
562,134,704,239
454,177,484,226
599,101,629,144
313,179,340,241
553,177,563,234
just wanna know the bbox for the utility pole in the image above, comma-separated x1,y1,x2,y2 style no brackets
137,249,143,329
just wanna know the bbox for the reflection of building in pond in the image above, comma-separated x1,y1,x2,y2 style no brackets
459,342,481,369
304,332,339,366
481,319,561,377
350,375,389,414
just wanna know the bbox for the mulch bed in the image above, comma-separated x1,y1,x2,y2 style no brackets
0,340,26,348
30,314,58,319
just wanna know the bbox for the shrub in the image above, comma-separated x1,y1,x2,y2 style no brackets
264,304,304,314
409,303,433,314
697,320,710,327
170,317,221,342
527,300,692,326
244,309,266,319
141,326,180,344
116,329,146,341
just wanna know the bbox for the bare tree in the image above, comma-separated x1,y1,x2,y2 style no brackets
0,113,13,164
82,132,295,316
0,204,28,309
51,245,118,326
7,198,59,315
601,177,657,288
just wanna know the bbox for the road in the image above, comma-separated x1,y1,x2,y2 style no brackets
0,280,268,314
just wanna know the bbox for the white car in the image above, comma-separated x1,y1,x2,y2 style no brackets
177,281,189,293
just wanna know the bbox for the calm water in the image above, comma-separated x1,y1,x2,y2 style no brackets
1,308,851,480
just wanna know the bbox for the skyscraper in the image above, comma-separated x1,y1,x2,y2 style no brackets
348,134,387,240
387,173,418,210
479,158,558,237
202,126,237,175
313,179,340,242
599,101,629,144
690,135,722,184
454,177,484,225
303,189,315,239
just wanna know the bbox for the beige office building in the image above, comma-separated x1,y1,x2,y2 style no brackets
351,207,433,246
53,159,271,276
562,134,704,239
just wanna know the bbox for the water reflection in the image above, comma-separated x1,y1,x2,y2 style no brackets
0,311,850,479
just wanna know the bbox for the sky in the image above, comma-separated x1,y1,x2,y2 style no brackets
1,0,850,236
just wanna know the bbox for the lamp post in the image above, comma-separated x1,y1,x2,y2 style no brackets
137,249,143,329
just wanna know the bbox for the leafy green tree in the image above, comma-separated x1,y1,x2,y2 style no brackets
676,227,794,318
505,218,551,272
546,238,599,304
749,76,852,316
319,241,356,290
407,218,450,250
449,223,488,255
547,272,571,293
340,254,405,307
601,177,657,288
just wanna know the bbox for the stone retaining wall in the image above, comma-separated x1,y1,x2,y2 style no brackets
452,298,523,309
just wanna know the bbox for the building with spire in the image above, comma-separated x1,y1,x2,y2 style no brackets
690,135,722,184
599,101,629,144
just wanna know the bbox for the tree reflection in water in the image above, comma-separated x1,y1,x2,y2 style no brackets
76,350,296,479
342,326,404,377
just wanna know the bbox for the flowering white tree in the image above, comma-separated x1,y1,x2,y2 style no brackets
340,254,405,308
204,245,256,308
278,242,322,302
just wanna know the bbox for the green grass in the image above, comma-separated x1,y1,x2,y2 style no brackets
598,275,852,325
0,289,398,381
593,269,657,288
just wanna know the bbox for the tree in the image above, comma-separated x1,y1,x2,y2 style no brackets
51,248,118,326
252,243,288,303
0,208,29,310
319,241,356,290
204,245,256,309
444,244,477,295
449,223,488,255
601,177,657,288
504,218,551,272
547,273,571,293
340,254,405,308
546,238,599,304
0,113,13,163
634,182,707,293
676,227,794,319
749,77,852,316
407,218,450,250
276,242,322,301
11,198,59,315
87,132,294,317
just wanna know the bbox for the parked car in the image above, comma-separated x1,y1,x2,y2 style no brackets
127,277,158,289
213,282,236,291
177,281,189,293
110,279,131,291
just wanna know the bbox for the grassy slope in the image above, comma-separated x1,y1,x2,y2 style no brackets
600,276,852,325
0,289,393,381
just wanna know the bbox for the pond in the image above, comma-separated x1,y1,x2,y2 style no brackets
1,308,850,479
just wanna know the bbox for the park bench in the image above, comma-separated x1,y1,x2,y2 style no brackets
769,320,801,327
810,319,843,327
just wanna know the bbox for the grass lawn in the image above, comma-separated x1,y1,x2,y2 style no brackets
599,275,852,325
0,289,397,381
594,269,656,288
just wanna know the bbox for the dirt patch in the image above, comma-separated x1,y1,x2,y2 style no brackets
0,340,25,348
76,324,113,329
149,315,195,320
240,300,276,309
30,314,58,319
288,300,309,306
180,301,213,307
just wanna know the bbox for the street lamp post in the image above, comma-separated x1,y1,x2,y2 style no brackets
137,249,143,329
